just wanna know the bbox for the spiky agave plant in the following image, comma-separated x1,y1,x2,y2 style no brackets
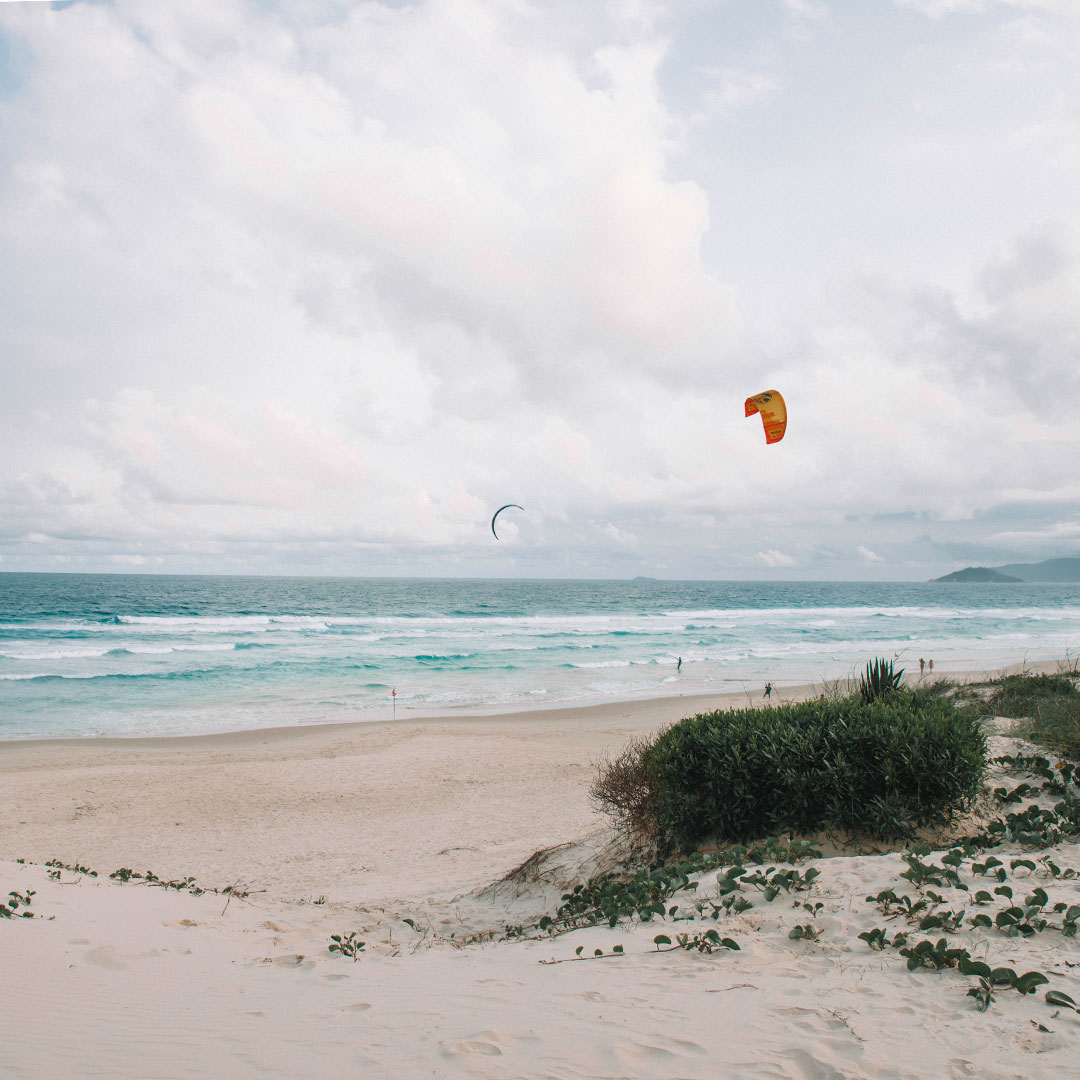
860,657,903,704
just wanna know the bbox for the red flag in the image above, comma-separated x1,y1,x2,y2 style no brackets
392,688,396,697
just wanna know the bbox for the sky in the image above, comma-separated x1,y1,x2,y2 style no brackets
1,0,1078,581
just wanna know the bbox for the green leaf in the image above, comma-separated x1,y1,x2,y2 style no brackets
1014,972,1049,995
1046,990,1078,1010
653,935,671,947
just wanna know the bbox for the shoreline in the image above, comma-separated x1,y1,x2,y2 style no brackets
0,660,1063,911
2,656,1066,751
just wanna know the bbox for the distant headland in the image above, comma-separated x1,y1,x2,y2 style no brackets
932,556,1080,583
933,567,1022,583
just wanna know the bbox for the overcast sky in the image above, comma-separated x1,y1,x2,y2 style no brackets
1,0,1078,580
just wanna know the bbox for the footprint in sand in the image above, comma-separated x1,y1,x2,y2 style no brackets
83,946,159,970
774,1047,849,1079
614,1035,707,1066
270,954,315,970
441,1031,507,1058
84,946,128,971
1013,1028,1066,1053
444,1041,501,1057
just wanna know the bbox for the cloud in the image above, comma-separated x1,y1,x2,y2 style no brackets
895,0,1080,18
857,546,884,563
599,522,639,548
988,520,1080,547
758,549,795,568
893,0,990,16
782,0,828,18
0,0,1078,578
699,66,780,116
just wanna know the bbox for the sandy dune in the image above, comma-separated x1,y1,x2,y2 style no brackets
3,673,1079,1078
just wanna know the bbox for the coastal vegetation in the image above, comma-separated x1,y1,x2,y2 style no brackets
971,670,1080,758
527,747,1080,1019
592,663,987,852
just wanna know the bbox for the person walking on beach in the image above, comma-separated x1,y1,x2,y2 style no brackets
919,658,925,675
677,656,682,672
763,682,773,699
928,659,933,673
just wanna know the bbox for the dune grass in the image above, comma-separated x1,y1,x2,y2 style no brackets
983,671,1080,760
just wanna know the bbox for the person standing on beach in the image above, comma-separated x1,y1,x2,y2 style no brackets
919,658,925,674
677,656,682,672
763,682,772,699
928,659,933,673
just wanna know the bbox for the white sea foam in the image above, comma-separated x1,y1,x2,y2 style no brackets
5,576,1080,740
0,645,113,660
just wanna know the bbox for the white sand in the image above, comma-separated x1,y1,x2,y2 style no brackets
3,671,1079,1078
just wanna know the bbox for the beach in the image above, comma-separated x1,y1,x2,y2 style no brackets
4,666,1080,1078
2,686,791,907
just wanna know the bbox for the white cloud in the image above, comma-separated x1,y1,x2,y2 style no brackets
700,66,780,116
599,522,639,548
893,0,990,16
758,549,796,568
895,0,1080,18
108,554,161,566
782,0,827,16
989,521,1080,546
0,0,1078,578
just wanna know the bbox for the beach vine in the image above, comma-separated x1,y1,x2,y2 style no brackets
2,889,35,919
851,750,1080,1016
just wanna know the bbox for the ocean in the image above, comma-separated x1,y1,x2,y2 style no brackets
2,573,1080,740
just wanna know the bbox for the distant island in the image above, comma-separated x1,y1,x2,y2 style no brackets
933,567,1022,583
932,556,1080,583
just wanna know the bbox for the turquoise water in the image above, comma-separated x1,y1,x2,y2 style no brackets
2,574,1080,739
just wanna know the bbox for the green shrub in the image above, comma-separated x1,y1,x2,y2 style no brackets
637,693,985,851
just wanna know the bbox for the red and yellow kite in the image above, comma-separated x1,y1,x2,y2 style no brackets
744,390,787,445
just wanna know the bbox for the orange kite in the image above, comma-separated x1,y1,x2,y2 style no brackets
744,390,787,444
